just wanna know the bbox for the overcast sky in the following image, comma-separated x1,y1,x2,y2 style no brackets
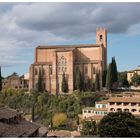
1,2,140,77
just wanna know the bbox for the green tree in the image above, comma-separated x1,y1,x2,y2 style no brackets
95,73,100,91
61,73,68,93
75,67,83,91
52,113,67,127
0,67,2,91
80,120,97,136
32,103,35,122
111,57,118,84
37,68,43,92
118,71,129,87
106,63,113,90
102,70,107,88
99,112,140,137
131,73,140,86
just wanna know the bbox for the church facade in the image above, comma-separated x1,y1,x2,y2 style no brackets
29,28,107,94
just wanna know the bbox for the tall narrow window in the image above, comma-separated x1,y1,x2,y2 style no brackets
35,68,38,75
85,66,88,74
57,56,67,73
49,65,52,75
100,35,103,42
93,66,96,74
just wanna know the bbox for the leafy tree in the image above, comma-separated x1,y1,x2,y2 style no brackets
61,73,68,93
37,68,43,92
106,63,113,90
102,70,107,88
118,71,129,87
99,112,140,137
80,120,97,136
52,113,67,127
95,73,100,91
75,67,83,91
131,73,140,86
0,67,2,91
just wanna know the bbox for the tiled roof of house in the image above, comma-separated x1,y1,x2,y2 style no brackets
96,100,108,104
108,97,140,103
86,115,104,121
0,120,40,137
37,44,100,49
0,107,20,120
83,107,95,110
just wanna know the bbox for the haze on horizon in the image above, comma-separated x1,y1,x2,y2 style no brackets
1,3,140,77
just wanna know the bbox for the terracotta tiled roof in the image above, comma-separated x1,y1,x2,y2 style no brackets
86,115,104,121
37,44,100,49
83,107,95,110
96,100,108,104
108,97,140,103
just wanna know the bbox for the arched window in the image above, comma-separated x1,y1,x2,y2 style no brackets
57,56,67,73
124,109,129,112
100,34,103,42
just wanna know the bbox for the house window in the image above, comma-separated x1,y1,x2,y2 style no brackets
110,102,115,105
131,109,137,112
131,103,137,106
116,102,122,106
117,108,122,112
88,110,91,113
124,109,129,112
124,102,129,106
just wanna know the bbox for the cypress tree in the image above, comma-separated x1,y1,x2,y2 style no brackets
75,67,83,91
106,63,113,90
111,57,118,83
0,67,2,91
37,68,43,92
32,103,35,122
102,70,107,88
95,73,100,91
61,73,68,93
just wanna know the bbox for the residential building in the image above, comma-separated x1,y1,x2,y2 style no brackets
2,72,29,89
29,28,107,94
82,100,108,123
0,107,40,137
127,66,140,83
82,96,140,122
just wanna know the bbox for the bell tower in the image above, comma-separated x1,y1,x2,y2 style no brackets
96,27,107,70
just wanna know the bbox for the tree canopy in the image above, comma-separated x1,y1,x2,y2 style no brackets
99,112,140,137
118,71,129,87
0,67,2,91
131,73,140,86
52,113,67,127
80,120,97,136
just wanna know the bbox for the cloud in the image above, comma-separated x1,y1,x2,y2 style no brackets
0,2,140,70
9,3,140,37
